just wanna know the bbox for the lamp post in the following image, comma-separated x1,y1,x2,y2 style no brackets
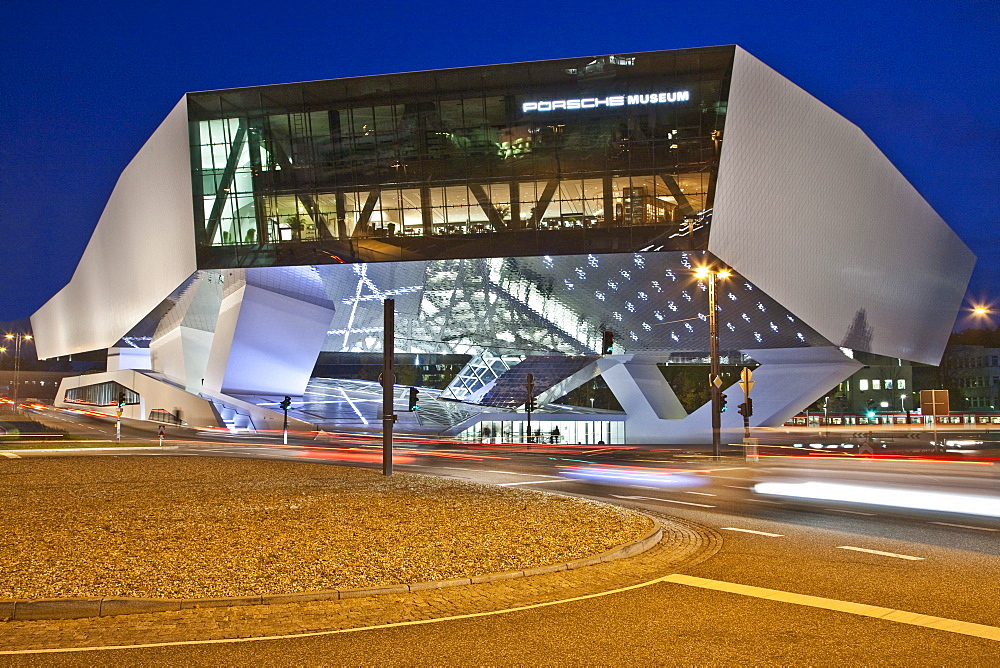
694,266,731,460
4,333,32,413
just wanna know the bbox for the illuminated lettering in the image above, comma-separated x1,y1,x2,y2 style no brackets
522,91,690,112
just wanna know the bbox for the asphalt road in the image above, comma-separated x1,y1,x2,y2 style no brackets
5,406,1000,664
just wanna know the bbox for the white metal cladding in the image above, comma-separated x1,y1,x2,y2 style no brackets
30,96,197,359
710,47,975,366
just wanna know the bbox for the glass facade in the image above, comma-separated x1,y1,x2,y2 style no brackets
188,47,734,269
64,381,139,407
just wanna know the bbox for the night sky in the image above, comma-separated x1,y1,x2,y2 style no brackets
2,0,997,326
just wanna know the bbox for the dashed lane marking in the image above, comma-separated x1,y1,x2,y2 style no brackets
837,546,924,561
720,527,783,537
662,574,1000,642
685,491,717,497
928,521,1000,532
497,479,568,486
723,484,754,490
610,494,715,508
824,508,876,516
486,471,561,478
1,452,21,458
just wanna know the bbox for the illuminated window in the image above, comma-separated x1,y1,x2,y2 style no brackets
897,379,905,390
884,380,893,390
859,379,869,391
872,379,881,390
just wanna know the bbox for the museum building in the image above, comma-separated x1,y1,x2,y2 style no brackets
30,45,975,443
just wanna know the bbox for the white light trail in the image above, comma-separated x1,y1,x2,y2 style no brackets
754,481,1000,518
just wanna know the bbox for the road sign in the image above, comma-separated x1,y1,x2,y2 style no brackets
712,375,723,388
919,389,949,416
740,367,753,383
737,379,755,395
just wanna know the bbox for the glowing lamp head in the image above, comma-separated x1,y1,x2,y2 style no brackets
694,267,711,280
717,269,732,279
973,307,989,316
4,334,12,340
24,335,31,340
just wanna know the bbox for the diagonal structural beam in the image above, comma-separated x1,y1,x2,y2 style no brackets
529,180,560,228
658,173,695,218
205,120,247,244
353,188,381,237
468,184,507,232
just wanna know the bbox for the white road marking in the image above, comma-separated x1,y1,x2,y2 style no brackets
662,574,1000,642
438,466,474,471
610,494,715,508
486,470,560,478
929,521,1000,532
497,479,568,486
1,452,21,458
685,491,717,497
837,546,924,561
723,484,754,490
748,498,782,504
720,527,784,537
824,508,876,516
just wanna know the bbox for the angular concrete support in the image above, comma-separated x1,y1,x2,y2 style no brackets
618,347,862,444
599,356,687,421
150,272,223,394
203,267,335,396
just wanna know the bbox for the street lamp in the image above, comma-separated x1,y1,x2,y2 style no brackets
694,265,731,460
4,333,32,412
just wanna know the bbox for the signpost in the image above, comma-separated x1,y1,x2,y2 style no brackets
920,389,950,452
737,367,756,461
382,298,395,476
525,373,535,444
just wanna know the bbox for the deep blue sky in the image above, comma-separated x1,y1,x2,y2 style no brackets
1,0,997,325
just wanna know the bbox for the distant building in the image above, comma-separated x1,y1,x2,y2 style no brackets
940,345,1000,411
29,46,974,442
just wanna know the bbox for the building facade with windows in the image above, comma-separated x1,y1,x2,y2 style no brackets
941,345,1000,411
30,46,975,442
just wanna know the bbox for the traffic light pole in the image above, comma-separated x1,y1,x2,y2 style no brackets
708,273,721,460
525,372,534,444
282,405,288,444
382,298,395,476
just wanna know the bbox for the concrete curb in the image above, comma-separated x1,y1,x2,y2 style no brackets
1,519,662,622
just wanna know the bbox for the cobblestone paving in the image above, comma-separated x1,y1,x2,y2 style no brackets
0,514,720,654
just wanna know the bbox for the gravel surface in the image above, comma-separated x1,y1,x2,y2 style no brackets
0,456,651,599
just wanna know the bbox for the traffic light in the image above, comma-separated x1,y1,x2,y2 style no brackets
601,330,614,355
738,398,754,418
719,392,728,412
280,396,292,411
408,386,419,412
117,392,127,409
865,397,875,418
